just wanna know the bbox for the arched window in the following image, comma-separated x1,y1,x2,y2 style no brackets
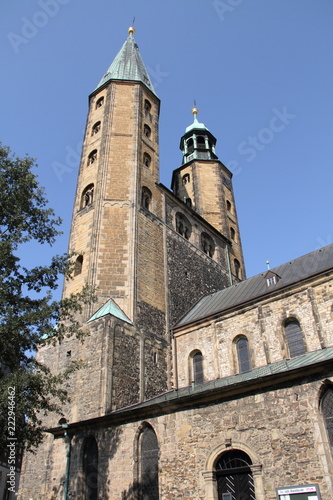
187,138,194,153
96,96,104,109
182,173,190,185
201,233,215,258
236,336,251,373
226,200,231,211
140,425,159,499
230,227,235,240
191,351,204,384
87,150,97,165
197,136,205,149
284,318,306,358
143,124,151,138
82,436,98,500
234,259,240,279
144,99,152,116
143,152,151,168
74,255,83,276
216,450,256,500
175,213,191,240
321,387,333,453
185,197,192,208
81,184,94,209
141,187,152,211
92,121,101,135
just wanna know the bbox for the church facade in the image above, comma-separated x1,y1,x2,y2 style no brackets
18,29,333,500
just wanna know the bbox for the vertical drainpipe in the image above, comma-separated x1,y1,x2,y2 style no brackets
60,420,71,500
225,244,233,286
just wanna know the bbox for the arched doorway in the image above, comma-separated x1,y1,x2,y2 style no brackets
216,449,256,500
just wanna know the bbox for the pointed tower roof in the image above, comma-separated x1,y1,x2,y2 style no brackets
95,27,157,95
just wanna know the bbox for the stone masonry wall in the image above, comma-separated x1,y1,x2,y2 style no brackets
175,275,333,387
19,374,333,499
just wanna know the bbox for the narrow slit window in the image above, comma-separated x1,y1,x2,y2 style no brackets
192,351,204,384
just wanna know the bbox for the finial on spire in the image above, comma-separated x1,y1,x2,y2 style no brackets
128,26,135,35
266,260,270,270
192,100,198,116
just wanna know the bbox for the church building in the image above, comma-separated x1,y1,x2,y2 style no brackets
18,28,333,500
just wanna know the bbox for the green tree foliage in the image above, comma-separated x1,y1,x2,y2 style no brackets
0,144,94,451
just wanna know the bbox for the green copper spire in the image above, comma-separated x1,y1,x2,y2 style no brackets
95,27,157,95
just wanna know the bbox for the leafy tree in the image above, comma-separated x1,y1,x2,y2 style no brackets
0,143,94,452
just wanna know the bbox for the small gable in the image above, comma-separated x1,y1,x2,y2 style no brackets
87,299,133,325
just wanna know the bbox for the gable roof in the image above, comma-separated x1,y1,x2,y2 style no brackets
87,298,133,325
176,244,333,328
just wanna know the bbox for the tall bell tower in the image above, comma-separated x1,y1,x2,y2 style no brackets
171,107,245,282
64,27,167,334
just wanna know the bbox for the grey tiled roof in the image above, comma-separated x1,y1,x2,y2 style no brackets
95,34,156,95
49,346,333,434
176,244,333,327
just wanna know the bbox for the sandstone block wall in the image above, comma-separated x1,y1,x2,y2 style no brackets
19,373,333,499
175,275,333,387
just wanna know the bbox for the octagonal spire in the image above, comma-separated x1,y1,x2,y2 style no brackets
95,29,157,95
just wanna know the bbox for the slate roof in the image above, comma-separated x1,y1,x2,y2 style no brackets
49,345,333,435
176,244,333,327
95,33,157,95
119,345,333,410
87,298,133,325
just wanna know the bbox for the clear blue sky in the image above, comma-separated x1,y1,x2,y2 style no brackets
1,0,333,283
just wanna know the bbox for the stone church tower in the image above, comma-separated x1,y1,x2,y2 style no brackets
18,28,251,499
47,26,245,421
18,27,333,500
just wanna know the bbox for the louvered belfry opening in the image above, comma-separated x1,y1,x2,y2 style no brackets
216,450,256,500
140,426,159,499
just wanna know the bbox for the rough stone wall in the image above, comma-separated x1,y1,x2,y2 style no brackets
171,160,246,282
136,210,166,337
165,196,231,325
175,275,333,387
19,374,333,499
143,336,169,400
